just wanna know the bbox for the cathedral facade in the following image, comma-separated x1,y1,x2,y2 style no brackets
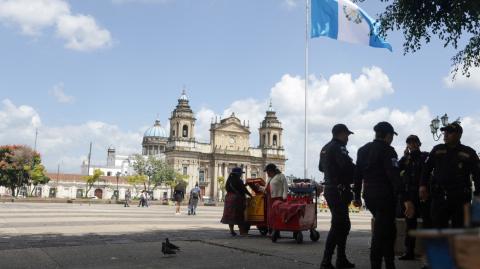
83,91,286,200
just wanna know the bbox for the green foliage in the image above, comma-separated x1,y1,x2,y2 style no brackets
83,169,104,197
126,174,147,195
0,145,44,196
358,0,480,77
29,164,50,196
217,176,225,192
132,154,180,192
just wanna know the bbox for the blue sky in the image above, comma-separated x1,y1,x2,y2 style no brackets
1,0,479,178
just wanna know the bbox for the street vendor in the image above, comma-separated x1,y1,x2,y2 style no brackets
257,163,288,237
221,167,252,236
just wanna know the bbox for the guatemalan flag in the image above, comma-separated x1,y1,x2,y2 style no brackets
311,0,392,51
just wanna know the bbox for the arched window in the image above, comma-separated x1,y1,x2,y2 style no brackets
273,134,278,146
182,125,189,138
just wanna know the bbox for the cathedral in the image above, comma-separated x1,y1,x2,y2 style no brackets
83,90,286,200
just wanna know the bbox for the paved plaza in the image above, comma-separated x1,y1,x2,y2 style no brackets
0,203,421,269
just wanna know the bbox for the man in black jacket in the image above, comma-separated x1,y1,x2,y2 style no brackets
398,135,431,260
319,124,356,269
420,122,480,228
353,122,414,269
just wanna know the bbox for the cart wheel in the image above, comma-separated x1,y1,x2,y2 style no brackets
259,227,268,236
310,230,320,242
271,230,279,243
295,232,303,244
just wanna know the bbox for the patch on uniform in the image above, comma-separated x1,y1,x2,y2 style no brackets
391,158,399,168
435,149,447,155
458,151,471,159
424,156,430,163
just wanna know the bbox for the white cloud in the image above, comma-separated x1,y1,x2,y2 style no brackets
2,67,480,178
56,14,112,51
283,0,300,9
49,83,74,103
0,0,69,35
0,0,112,51
195,66,480,179
0,99,141,173
443,66,480,91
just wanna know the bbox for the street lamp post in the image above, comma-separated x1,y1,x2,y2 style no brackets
430,113,461,141
116,172,120,201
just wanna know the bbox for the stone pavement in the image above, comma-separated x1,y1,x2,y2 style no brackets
0,203,422,269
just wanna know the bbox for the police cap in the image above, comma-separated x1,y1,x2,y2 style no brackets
374,121,398,136
332,124,354,136
440,122,463,134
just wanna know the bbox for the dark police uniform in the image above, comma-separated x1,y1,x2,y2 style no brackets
319,138,355,266
398,149,431,256
354,139,407,269
421,143,480,228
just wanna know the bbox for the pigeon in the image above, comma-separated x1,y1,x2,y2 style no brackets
161,242,176,255
166,238,180,251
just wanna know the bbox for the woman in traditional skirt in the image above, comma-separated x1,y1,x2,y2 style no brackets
221,167,252,236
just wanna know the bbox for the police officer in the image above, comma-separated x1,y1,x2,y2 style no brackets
353,122,414,269
420,122,480,228
398,135,432,260
319,124,356,269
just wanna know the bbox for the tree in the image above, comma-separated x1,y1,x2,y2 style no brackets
0,145,43,197
217,176,226,201
359,0,480,77
132,154,181,193
126,174,147,197
29,164,50,196
83,169,104,197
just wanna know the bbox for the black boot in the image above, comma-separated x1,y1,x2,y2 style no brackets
320,260,335,269
336,258,355,269
398,252,415,260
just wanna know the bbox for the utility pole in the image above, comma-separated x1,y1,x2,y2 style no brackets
85,142,92,198
33,128,38,152
87,142,92,176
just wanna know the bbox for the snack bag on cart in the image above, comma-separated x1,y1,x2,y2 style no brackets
246,194,265,222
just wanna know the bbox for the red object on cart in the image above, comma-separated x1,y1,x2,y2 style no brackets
269,179,320,244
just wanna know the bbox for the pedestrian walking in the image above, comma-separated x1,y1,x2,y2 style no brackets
188,183,201,215
124,189,131,207
138,190,147,207
221,167,252,236
420,122,480,229
319,124,355,269
397,135,432,260
173,184,185,215
353,122,414,269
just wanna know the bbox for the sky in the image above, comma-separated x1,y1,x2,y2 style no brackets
1,0,480,179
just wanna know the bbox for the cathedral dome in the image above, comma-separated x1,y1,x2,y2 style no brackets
144,120,167,138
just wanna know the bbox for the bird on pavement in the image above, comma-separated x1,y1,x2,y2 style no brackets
166,238,180,251
161,242,176,255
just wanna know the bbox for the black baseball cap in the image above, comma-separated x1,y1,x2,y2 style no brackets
332,124,354,135
374,121,398,136
440,122,463,134
264,163,277,172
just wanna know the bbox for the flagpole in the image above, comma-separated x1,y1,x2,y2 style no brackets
304,0,310,180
